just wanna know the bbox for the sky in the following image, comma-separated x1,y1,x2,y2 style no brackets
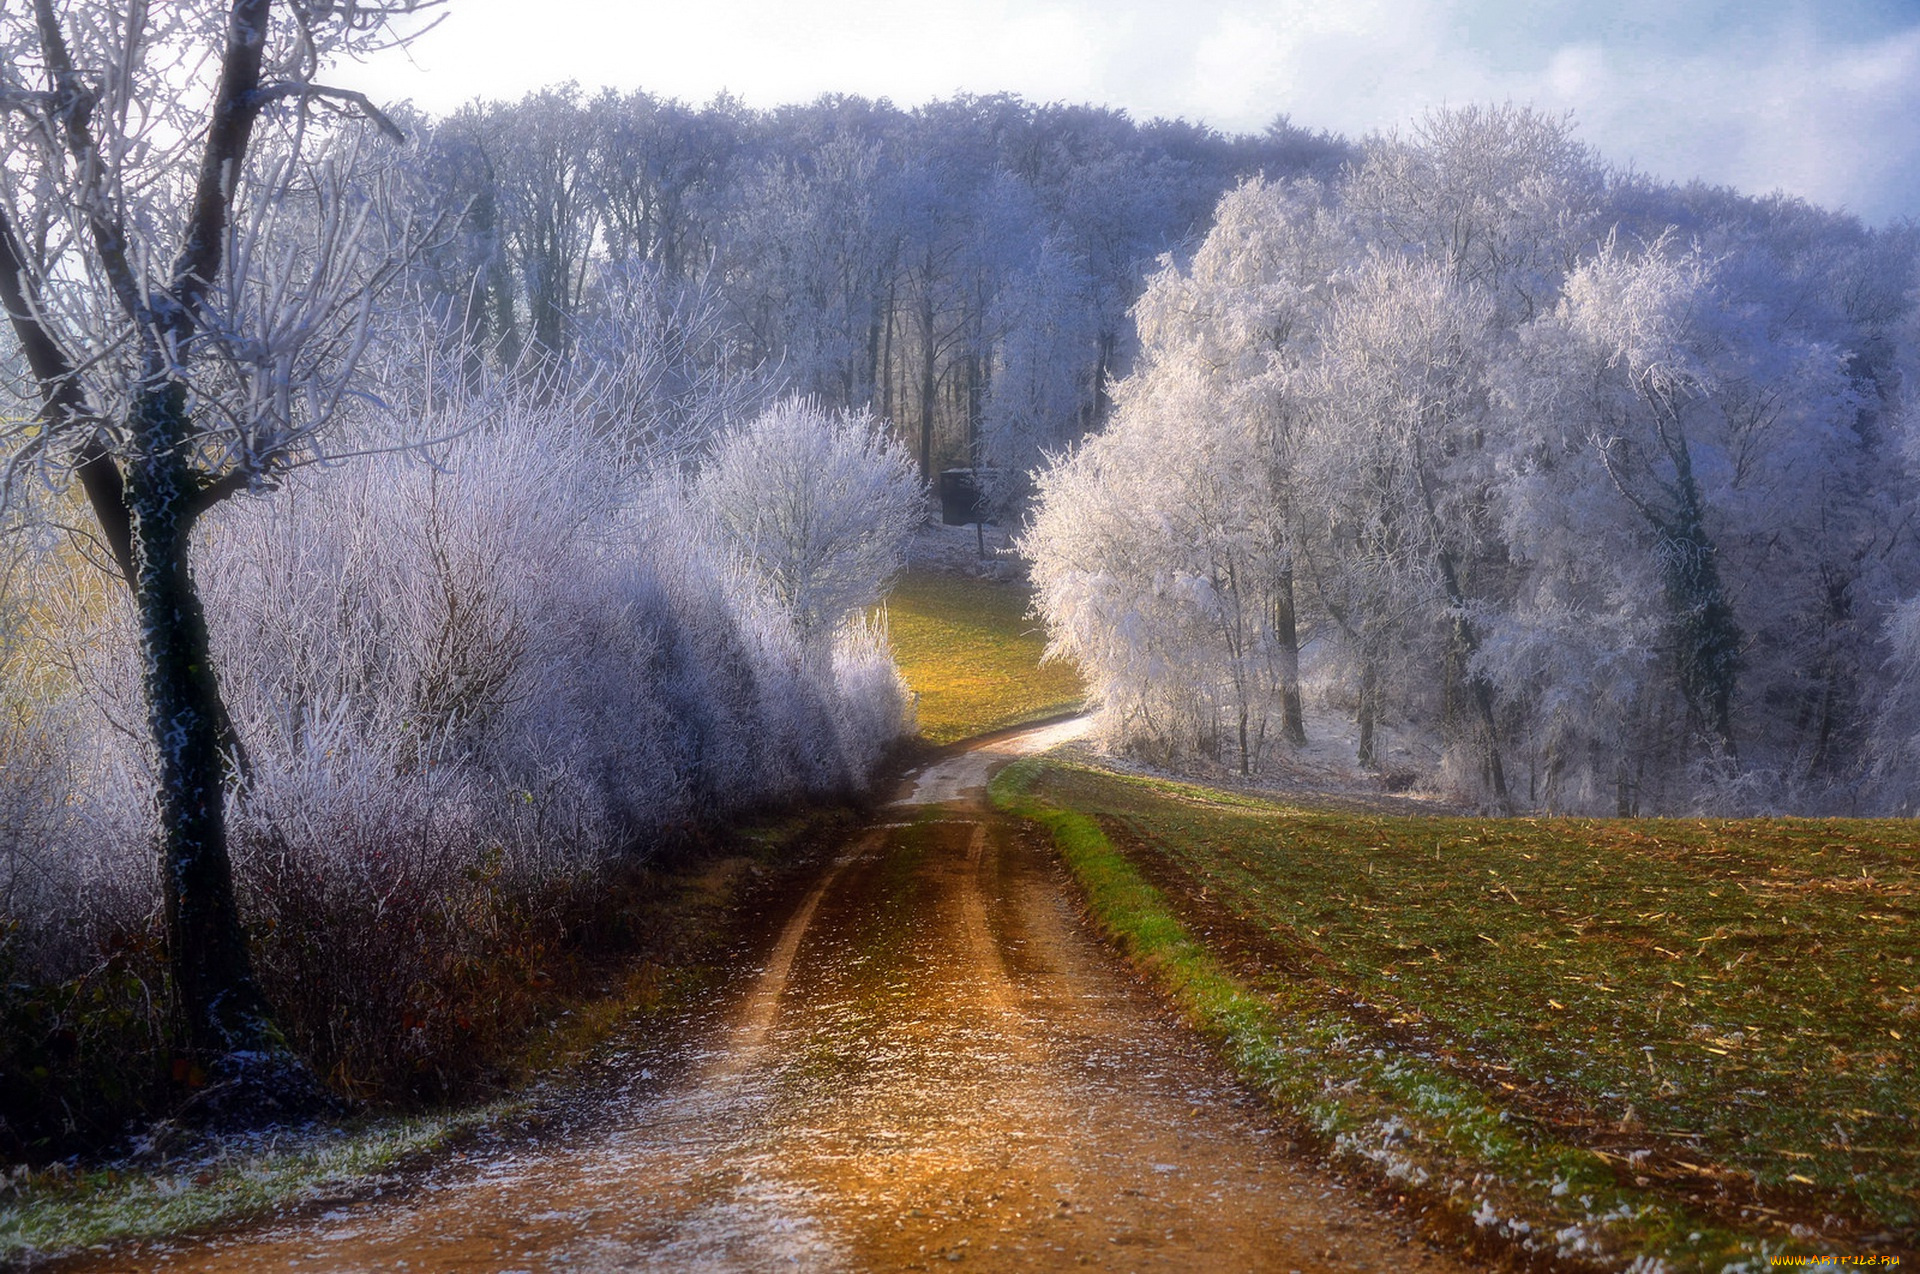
355,0,1920,224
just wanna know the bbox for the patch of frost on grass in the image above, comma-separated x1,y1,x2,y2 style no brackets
0,1103,509,1264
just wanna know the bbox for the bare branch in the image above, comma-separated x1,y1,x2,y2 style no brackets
0,87,58,115
245,81,407,142
172,0,274,327
31,0,155,341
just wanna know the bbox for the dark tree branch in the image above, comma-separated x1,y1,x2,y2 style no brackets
172,0,274,329
0,87,58,115
0,202,136,584
245,81,408,142
184,466,260,520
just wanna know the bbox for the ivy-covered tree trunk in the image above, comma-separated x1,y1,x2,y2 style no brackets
1657,486,1741,759
1433,547,1509,807
127,382,273,1063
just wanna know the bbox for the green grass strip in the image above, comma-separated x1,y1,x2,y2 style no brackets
992,757,1816,1273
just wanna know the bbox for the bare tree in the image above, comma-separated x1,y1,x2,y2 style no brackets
0,0,434,1105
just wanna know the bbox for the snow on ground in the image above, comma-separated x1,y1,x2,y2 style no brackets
1066,695,1473,817
903,519,1022,581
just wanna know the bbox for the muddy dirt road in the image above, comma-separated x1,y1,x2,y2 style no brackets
87,723,1477,1272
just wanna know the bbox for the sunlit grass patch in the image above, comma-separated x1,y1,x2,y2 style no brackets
998,758,1918,1267
883,569,1082,744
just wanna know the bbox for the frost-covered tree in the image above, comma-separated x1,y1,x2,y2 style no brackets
979,236,1097,516
694,398,925,649
588,88,736,284
1025,366,1291,771
1027,109,1919,812
1344,104,1607,320
489,86,599,369
0,0,430,1097
571,260,770,468
728,131,899,409
1489,232,1884,807
1297,256,1508,795
1023,179,1346,770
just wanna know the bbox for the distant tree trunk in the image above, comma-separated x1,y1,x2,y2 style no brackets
1600,395,1741,761
918,268,937,482
880,278,897,424
1273,564,1307,745
1356,659,1379,770
1657,483,1740,759
459,180,497,394
1434,547,1508,807
1090,328,1117,428
128,382,273,1060
1412,439,1508,806
866,308,884,414
491,248,521,374
966,349,986,461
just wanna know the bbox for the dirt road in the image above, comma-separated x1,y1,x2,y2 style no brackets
85,722,1478,1272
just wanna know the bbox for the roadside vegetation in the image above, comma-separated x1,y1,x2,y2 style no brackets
996,757,1917,1268
885,568,1083,744
0,807,858,1263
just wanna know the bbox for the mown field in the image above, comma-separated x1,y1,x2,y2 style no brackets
998,759,1918,1267
884,568,1083,744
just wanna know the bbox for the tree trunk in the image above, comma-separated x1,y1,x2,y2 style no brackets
918,278,937,482
1412,437,1508,806
881,277,896,424
1356,659,1378,770
1658,487,1740,759
1273,565,1307,745
1090,329,1117,429
128,383,272,1062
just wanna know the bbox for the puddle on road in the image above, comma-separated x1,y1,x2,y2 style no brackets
78,726,1477,1273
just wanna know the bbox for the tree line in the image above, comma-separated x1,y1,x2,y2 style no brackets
393,85,1348,487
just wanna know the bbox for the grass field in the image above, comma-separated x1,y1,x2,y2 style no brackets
998,758,1919,1267
883,568,1083,744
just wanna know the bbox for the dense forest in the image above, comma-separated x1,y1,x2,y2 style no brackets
379,88,1920,815
387,88,1349,489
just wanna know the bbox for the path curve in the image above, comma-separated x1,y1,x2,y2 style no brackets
78,720,1479,1272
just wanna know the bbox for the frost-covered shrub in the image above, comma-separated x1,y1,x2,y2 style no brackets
830,615,916,776
192,400,910,875
0,391,914,1116
693,396,925,650
0,540,154,981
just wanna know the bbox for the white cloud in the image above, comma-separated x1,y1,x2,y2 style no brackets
1515,25,1920,220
